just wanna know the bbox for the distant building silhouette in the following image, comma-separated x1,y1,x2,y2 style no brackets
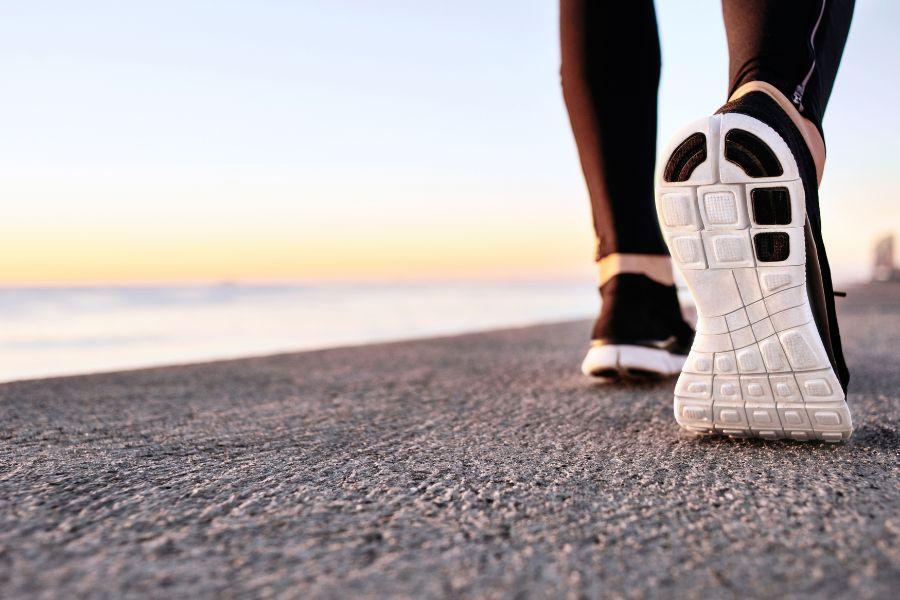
873,235,900,282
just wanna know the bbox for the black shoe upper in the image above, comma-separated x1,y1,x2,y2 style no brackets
716,91,850,392
591,273,694,355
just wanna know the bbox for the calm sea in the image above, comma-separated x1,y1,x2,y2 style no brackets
0,282,598,382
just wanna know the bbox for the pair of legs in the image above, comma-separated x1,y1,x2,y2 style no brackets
561,0,853,365
561,1,857,440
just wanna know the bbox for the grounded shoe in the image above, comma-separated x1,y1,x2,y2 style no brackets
581,273,694,380
655,91,851,442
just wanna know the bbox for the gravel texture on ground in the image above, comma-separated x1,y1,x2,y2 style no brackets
1,282,898,599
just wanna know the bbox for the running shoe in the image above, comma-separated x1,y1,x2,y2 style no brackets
655,91,852,441
582,273,694,380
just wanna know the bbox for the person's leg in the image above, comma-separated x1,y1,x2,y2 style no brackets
560,0,693,379
560,0,668,275
723,0,856,182
655,0,856,440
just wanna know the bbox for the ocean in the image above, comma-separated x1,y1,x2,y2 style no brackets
0,282,597,382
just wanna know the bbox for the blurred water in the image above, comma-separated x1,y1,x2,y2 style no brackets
0,282,597,382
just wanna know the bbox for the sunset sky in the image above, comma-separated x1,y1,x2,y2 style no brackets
2,0,898,285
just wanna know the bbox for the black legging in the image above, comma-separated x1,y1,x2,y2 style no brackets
560,0,855,261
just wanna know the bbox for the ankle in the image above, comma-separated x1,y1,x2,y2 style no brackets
597,252,674,287
729,81,826,184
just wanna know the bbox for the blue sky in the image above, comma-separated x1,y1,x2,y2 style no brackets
1,0,897,283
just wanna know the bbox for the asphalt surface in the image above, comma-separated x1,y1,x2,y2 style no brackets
1,282,898,599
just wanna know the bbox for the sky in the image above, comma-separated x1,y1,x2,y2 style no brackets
1,0,898,285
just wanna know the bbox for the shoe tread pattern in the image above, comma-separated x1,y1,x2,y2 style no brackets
658,114,852,442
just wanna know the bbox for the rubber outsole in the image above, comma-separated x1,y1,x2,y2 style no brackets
582,344,686,381
656,113,852,442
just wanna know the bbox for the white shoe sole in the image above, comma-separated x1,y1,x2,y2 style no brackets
656,113,852,442
582,344,686,380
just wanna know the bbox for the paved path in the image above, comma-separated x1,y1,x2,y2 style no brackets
1,283,898,598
